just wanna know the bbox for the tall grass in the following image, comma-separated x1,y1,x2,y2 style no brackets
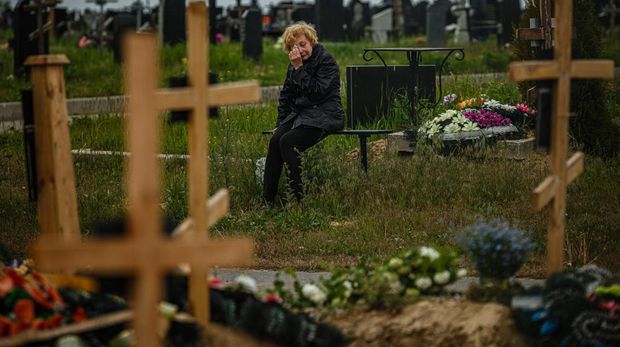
1,85,619,275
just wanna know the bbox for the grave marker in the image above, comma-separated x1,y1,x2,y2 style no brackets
12,0,50,76
315,0,345,41
28,2,260,344
508,0,614,274
426,0,451,47
241,7,262,60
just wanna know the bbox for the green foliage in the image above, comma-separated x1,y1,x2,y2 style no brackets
570,0,620,157
268,246,464,310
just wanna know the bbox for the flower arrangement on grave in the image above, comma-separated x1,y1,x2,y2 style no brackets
268,246,466,310
0,260,88,337
445,94,536,131
511,265,619,347
417,109,481,138
458,219,535,305
459,219,534,283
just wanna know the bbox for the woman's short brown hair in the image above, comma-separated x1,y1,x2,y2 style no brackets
281,22,318,52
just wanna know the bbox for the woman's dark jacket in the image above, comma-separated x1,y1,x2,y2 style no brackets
276,43,345,132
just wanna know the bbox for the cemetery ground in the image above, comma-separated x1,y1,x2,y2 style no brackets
1,93,619,277
0,32,619,277
0,26,620,345
2,30,619,102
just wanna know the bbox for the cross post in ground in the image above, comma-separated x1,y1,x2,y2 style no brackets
509,0,614,274
30,2,260,344
25,55,80,243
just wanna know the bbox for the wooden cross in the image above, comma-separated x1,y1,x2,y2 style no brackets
516,0,553,50
24,0,60,53
509,0,615,274
25,55,81,244
30,2,260,345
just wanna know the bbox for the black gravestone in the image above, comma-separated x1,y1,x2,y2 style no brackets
410,0,428,34
112,13,137,63
292,4,315,23
12,0,50,76
346,0,371,41
53,7,68,37
315,0,345,41
496,0,521,45
346,65,436,127
209,0,217,44
241,8,262,60
161,0,185,45
535,83,552,152
426,0,451,47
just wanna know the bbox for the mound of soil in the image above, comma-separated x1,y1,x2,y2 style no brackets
324,298,529,347
199,298,529,347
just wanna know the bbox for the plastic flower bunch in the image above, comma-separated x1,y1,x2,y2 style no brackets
0,261,88,336
483,99,536,129
456,96,486,109
462,109,512,128
388,246,465,296
460,219,534,282
418,109,480,138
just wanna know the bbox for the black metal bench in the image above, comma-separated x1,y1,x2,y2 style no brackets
262,129,393,172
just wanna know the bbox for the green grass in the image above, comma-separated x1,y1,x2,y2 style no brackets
1,29,619,277
1,77,619,276
5,29,619,102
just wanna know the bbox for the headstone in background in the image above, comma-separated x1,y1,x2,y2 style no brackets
346,0,370,41
292,3,315,23
315,0,345,41
161,0,185,45
496,0,521,45
410,0,428,34
12,0,50,76
451,0,470,43
112,13,137,63
371,7,392,43
53,7,68,37
241,8,262,60
228,7,241,42
209,0,217,44
426,0,451,47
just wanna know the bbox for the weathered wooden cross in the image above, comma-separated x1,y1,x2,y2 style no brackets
25,0,60,53
29,2,260,345
509,0,615,274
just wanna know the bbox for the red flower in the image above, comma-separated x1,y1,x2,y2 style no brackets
0,275,14,297
208,277,224,289
6,269,24,287
71,307,87,323
13,299,34,325
263,293,283,304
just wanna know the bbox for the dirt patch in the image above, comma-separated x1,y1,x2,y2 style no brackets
323,298,529,347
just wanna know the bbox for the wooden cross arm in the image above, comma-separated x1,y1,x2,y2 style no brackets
533,175,559,211
171,189,230,240
566,152,584,184
516,27,545,41
208,81,261,106
155,81,260,111
509,60,614,81
32,238,254,272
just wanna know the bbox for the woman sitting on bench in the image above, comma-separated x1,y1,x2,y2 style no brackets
263,22,344,203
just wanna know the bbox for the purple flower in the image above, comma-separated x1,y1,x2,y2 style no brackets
442,93,457,104
462,109,512,128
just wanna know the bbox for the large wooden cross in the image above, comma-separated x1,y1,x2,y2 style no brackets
509,0,614,274
30,2,260,345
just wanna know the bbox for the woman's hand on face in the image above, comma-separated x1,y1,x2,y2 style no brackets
288,45,303,69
